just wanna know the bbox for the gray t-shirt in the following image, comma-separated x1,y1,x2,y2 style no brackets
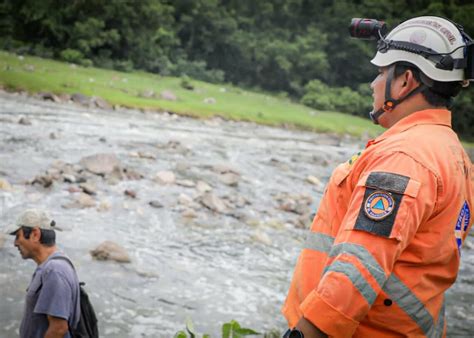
20,252,80,338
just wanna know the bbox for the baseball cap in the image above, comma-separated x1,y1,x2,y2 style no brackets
5,209,56,235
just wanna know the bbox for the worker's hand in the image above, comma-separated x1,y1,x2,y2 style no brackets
296,316,328,338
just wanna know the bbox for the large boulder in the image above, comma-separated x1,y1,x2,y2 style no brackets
90,241,131,263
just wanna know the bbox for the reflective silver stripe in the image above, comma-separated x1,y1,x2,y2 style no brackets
329,243,387,288
303,232,334,253
428,296,445,338
324,261,377,305
383,273,433,336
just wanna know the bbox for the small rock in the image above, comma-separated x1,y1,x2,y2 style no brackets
58,93,71,102
306,175,322,186
252,230,272,246
182,209,197,218
218,172,240,186
99,137,107,143
49,132,58,139
67,186,82,193
160,90,177,101
39,92,61,102
137,151,156,160
62,174,76,183
97,200,111,212
176,179,195,188
178,193,193,205
154,171,176,184
18,117,32,125
71,93,92,106
124,189,137,199
200,192,228,214
63,193,96,209
93,97,112,110
80,153,121,175
149,200,164,208
0,178,12,191
140,89,155,98
203,97,216,104
90,241,131,263
32,174,53,188
212,164,240,175
124,168,143,180
79,182,97,195
196,180,212,193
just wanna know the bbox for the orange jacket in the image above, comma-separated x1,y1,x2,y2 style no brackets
282,109,473,337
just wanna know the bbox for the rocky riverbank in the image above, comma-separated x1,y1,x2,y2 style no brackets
0,91,472,337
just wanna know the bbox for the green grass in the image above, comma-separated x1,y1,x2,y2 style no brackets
0,50,381,137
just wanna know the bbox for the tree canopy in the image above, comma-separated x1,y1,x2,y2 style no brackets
1,0,473,138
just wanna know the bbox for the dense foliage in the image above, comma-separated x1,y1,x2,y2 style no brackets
1,0,473,138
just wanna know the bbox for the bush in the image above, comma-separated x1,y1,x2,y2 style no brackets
301,79,372,115
59,49,84,64
171,59,225,83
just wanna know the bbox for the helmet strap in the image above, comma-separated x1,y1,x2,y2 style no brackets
370,65,427,124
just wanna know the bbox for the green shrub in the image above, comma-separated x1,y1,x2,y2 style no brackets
59,49,84,64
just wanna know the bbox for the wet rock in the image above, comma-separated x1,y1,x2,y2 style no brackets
58,93,71,102
99,137,107,143
80,153,121,175
252,230,272,246
178,193,193,206
212,164,240,175
97,200,111,212
200,192,228,214
38,92,61,103
79,182,97,195
93,97,112,110
160,90,177,101
149,200,164,209
90,241,131,263
182,209,197,218
176,179,195,188
306,175,322,186
124,189,137,199
0,178,12,191
63,193,96,209
154,171,175,184
67,186,82,193
196,180,212,193
49,132,58,139
137,151,156,160
62,174,76,183
71,93,92,106
123,168,143,180
32,174,54,188
218,172,240,186
18,117,32,125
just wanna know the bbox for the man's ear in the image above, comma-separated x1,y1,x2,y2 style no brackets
31,227,42,242
396,70,419,97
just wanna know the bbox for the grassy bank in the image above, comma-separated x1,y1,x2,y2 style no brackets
0,51,383,138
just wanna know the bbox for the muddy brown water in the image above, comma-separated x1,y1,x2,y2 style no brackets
0,92,472,337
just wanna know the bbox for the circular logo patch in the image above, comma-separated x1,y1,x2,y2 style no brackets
364,191,395,221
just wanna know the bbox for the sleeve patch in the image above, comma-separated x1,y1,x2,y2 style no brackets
365,172,410,194
354,172,410,238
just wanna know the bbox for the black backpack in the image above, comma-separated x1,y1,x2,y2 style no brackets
50,256,99,338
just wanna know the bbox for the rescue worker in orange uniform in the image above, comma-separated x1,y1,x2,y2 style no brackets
282,16,474,338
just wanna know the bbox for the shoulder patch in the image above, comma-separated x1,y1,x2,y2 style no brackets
354,172,410,237
364,191,395,221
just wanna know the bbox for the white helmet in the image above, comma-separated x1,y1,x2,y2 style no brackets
371,16,469,82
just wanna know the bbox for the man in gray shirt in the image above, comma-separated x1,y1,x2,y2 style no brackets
7,209,80,338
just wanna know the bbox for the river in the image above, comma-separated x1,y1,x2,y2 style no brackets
0,92,472,337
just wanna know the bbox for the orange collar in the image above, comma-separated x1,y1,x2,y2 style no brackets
366,109,452,148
